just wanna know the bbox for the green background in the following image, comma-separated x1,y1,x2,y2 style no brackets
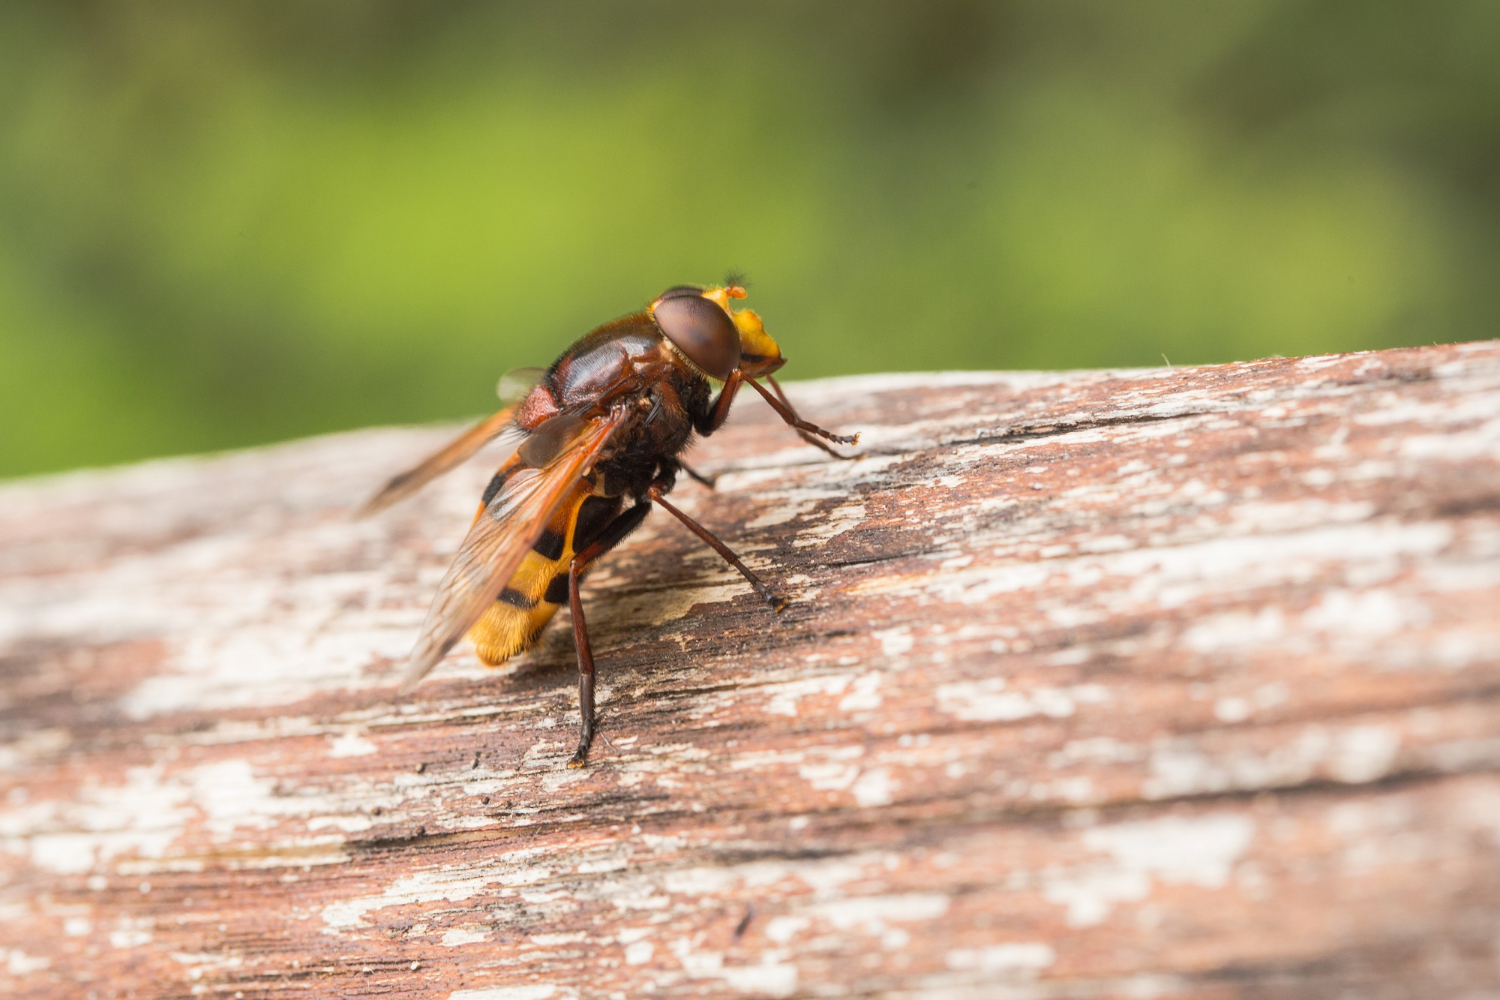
3,1,1498,479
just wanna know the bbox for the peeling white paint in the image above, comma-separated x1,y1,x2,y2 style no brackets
872,627,914,657
528,932,586,946
944,942,1055,977
323,850,553,930
4,949,51,974
1181,608,1287,655
764,674,853,717
1144,723,1403,799
1302,589,1428,638
1214,697,1251,723
5,756,371,876
112,560,418,719
743,490,841,531
804,893,950,933
718,959,798,996
852,768,895,807
763,915,810,944
441,927,490,947
109,916,154,949
3,764,194,875
1330,726,1401,784
328,731,378,757
791,501,866,547
936,679,1108,722
798,760,860,793
916,562,1053,606
448,987,561,1000
645,581,750,626
1088,815,1253,887
1049,737,1140,768
1044,814,1253,927
838,672,884,712
170,950,244,975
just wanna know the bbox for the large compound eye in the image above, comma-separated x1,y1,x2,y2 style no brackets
656,284,704,300
652,294,741,380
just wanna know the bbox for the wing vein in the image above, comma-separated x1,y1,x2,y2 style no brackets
397,406,629,692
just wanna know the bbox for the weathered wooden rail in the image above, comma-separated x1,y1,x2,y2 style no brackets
3,342,1500,999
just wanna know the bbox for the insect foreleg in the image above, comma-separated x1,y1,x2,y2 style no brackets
746,375,859,454
765,374,860,458
700,370,745,434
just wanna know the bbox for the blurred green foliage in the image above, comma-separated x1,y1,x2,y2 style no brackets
2,1,1498,478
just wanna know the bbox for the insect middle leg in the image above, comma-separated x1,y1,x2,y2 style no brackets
677,461,718,489
646,483,786,611
566,482,786,767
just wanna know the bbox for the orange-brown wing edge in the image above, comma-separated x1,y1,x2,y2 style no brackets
396,406,629,693
358,405,520,517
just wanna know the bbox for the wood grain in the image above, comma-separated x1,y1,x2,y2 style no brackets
3,342,1499,999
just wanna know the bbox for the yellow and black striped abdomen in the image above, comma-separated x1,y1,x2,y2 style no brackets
467,466,623,667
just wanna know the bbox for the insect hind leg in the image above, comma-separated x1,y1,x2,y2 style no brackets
566,501,651,768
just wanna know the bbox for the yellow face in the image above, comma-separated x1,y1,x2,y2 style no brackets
701,285,786,378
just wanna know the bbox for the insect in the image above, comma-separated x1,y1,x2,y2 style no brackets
362,281,858,766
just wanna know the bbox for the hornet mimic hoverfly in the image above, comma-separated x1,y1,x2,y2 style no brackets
362,281,858,767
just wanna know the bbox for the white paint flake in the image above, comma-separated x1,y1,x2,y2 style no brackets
1144,723,1403,799
764,674,852,717
838,672,884,712
804,893,950,933
1044,814,1253,927
109,916,154,949
5,765,193,875
792,501,866,547
5,949,51,974
872,627,915,657
1330,725,1401,784
328,731,378,758
936,678,1108,722
323,850,553,930
448,987,560,1000
852,768,895,807
719,959,798,996
944,942,1055,977
440,927,490,947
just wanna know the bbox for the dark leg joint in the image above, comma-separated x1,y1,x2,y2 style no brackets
568,670,595,768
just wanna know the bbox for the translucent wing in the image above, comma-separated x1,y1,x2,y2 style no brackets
397,406,629,692
359,406,523,517
496,367,547,403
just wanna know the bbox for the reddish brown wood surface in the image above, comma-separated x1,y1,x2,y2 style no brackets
3,343,1500,999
